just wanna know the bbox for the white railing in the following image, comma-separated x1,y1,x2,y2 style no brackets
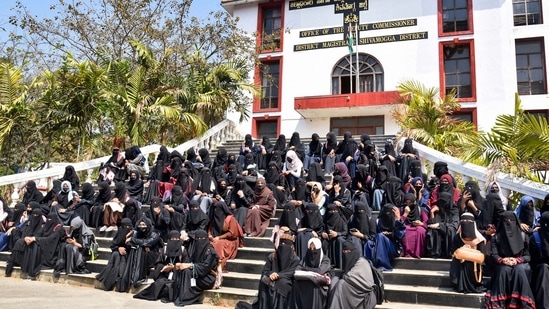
0,119,242,205
413,141,549,202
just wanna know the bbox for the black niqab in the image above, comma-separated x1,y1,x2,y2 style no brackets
342,239,360,274
497,211,523,257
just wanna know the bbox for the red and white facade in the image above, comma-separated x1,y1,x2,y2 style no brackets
222,0,549,138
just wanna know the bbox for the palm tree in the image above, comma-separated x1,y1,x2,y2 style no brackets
391,79,478,156
461,94,549,183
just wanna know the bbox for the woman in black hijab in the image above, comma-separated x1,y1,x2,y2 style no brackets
28,212,65,271
22,180,44,205
295,203,325,260
449,212,487,293
61,165,80,192
89,181,112,228
289,237,332,309
182,200,209,242
96,218,134,291
173,229,219,306
197,148,212,169
366,203,406,271
322,132,338,175
304,133,322,172
530,211,549,308
426,191,459,259
237,233,300,309
134,230,190,301
230,175,254,228
265,161,289,207
379,139,397,177
237,134,258,170
257,136,273,171
212,147,229,181
485,211,535,309
6,207,44,278
348,200,376,253
126,170,144,202
288,132,305,163
119,216,161,292
273,134,288,161
147,197,171,242
54,216,93,277
321,203,348,269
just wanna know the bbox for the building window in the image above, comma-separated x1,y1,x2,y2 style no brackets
513,0,543,26
442,42,474,99
441,0,472,33
516,39,546,95
260,7,282,51
331,53,384,95
255,119,279,138
259,61,280,109
330,116,385,136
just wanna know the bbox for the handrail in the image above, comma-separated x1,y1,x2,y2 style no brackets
413,141,549,201
0,119,242,203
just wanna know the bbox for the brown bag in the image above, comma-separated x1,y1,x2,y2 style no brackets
453,246,484,283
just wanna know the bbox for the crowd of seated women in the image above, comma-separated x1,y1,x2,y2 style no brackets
2,135,549,308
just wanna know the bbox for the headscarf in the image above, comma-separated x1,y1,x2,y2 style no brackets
333,162,351,185
170,185,187,208
292,178,307,201
62,165,80,191
214,148,228,167
351,201,371,235
135,216,153,239
486,181,508,209
409,160,423,179
516,195,536,227
26,208,44,236
192,167,214,194
226,164,239,186
254,178,271,201
39,213,62,237
190,229,210,263
261,136,272,150
379,204,396,232
166,230,183,258
308,133,322,156
11,203,26,224
112,218,134,247
123,198,142,225
97,181,112,203
81,183,95,201
69,216,94,243
274,134,286,152
157,146,170,164
304,238,323,269
198,148,211,166
457,212,485,246
185,148,197,163
275,238,295,271
270,150,283,169
301,203,323,231
497,211,523,257
126,171,144,197
59,180,75,203
477,193,503,230
463,180,483,208
279,202,297,233
113,181,127,203
384,176,404,207
288,132,302,149
324,204,346,232
210,201,232,237
188,200,209,228
265,161,282,184
285,150,303,172
404,193,420,224
325,132,338,153
538,211,549,257
244,134,254,148
342,239,360,274
23,180,44,204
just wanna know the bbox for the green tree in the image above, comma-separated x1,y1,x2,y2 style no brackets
461,94,549,183
391,79,478,156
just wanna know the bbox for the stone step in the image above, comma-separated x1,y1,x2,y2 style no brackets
384,284,484,308
225,258,266,274
393,257,451,272
383,268,451,288
235,246,273,260
220,271,261,290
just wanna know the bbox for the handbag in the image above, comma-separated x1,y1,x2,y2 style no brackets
453,245,484,283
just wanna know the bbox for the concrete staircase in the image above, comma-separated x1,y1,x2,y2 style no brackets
0,135,485,308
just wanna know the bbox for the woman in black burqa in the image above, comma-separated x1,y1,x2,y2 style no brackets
118,216,161,292
5,207,44,277
172,229,218,307
484,211,535,309
134,230,190,301
54,216,93,277
449,212,487,293
96,218,134,291
236,233,300,309
530,211,549,308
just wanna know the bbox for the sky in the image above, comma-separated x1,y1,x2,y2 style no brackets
0,0,223,42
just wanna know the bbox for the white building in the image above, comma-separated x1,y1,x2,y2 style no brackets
222,0,548,139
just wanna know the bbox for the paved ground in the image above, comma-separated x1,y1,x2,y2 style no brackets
0,276,230,309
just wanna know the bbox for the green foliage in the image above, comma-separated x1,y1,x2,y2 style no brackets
391,79,478,156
